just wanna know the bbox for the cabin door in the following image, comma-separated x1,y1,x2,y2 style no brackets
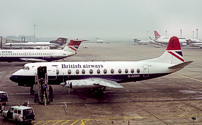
143,64,149,78
47,66,58,80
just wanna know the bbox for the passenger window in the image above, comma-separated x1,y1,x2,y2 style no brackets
82,69,85,74
125,69,128,73
89,69,93,74
76,69,79,74
68,69,71,74
14,109,17,113
131,69,134,73
118,69,122,74
103,69,107,74
18,110,21,114
111,69,114,74
137,68,140,73
97,69,100,74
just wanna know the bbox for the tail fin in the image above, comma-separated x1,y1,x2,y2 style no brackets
146,36,185,65
67,39,88,49
50,37,68,45
154,31,161,39
158,36,184,64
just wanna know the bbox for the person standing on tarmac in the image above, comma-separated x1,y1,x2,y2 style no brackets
43,92,46,106
49,85,53,102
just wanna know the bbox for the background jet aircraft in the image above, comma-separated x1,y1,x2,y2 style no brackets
0,39,87,62
4,37,68,49
186,38,202,49
10,36,192,95
96,38,103,43
154,31,187,47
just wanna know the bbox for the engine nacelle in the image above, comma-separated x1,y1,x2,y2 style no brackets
60,80,102,90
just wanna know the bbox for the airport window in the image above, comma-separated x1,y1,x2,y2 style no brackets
82,69,85,74
89,69,93,74
111,69,114,74
103,69,107,74
125,69,128,73
97,69,100,74
131,69,134,73
118,69,122,74
68,69,71,74
137,68,140,73
76,69,79,74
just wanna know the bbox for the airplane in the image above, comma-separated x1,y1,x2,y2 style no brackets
4,37,67,49
0,39,86,62
186,39,202,49
154,31,187,47
134,38,155,45
10,36,192,95
96,38,103,43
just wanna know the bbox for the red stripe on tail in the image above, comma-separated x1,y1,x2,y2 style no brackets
168,51,184,62
68,46,77,51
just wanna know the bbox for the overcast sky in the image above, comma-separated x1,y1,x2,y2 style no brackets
0,0,202,40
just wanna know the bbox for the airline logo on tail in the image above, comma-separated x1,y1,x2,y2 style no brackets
68,46,77,52
154,31,161,39
67,39,88,49
166,36,184,62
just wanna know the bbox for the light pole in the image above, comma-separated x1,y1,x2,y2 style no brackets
196,29,198,39
0,36,2,49
180,29,182,38
193,31,194,39
147,31,148,37
165,30,167,36
34,25,36,37
34,25,36,42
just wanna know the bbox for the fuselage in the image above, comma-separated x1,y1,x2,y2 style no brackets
156,36,187,46
4,42,63,49
0,49,75,62
10,61,178,87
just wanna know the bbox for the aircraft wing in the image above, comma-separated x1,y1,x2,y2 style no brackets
85,78,124,88
20,58,46,62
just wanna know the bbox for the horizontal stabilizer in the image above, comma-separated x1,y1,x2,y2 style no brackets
168,61,193,69
20,58,46,62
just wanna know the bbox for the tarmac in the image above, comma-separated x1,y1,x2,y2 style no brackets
0,42,202,125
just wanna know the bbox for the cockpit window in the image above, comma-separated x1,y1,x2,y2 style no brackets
23,66,30,70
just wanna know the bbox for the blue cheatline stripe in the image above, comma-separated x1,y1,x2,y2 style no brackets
10,73,170,87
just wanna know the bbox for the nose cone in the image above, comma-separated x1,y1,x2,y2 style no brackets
10,75,18,83
9,69,24,83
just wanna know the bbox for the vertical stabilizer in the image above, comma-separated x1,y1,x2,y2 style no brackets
154,31,161,39
67,39,88,49
158,36,184,64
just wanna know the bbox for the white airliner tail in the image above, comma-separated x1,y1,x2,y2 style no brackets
154,31,161,39
67,39,88,49
63,39,87,52
145,36,187,65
